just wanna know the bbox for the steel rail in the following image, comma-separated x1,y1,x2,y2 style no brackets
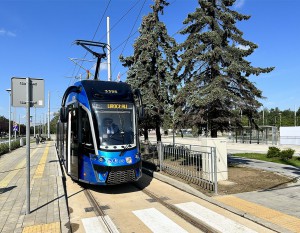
83,189,116,233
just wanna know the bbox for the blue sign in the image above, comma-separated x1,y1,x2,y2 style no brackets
13,124,18,132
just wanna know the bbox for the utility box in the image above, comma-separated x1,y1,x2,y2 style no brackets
201,138,228,182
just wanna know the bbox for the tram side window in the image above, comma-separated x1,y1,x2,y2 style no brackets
81,108,93,146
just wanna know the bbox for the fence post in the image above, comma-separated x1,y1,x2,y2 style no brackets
158,141,163,171
144,140,149,155
212,147,218,194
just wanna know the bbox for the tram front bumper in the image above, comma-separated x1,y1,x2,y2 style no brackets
93,161,142,184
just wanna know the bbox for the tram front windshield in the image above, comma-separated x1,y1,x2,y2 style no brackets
92,102,136,150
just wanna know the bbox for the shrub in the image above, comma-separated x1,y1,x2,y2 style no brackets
11,140,20,150
280,149,295,161
267,147,281,158
0,139,25,156
0,143,9,155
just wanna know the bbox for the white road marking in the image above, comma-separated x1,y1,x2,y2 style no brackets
82,216,119,233
133,207,188,233
175,202,257,233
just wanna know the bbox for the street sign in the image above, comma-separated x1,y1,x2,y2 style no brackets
13,124,18,132
11,77,44,108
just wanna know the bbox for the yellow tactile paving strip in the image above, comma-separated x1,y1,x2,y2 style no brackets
33,143,50,179
214,195,300,232
22,222,60,233
0,148,39,188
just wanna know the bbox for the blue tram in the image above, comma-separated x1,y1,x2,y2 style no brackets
56,40,143,185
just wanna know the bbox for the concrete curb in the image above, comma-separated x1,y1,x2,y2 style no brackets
142,168,293,233
54,143,71,233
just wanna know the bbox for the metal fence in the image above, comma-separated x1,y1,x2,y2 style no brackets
230,126,278,145
141,141,217,193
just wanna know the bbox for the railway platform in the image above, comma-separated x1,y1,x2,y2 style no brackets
0,140,69,233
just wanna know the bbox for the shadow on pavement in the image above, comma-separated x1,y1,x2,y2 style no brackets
0,185,17,194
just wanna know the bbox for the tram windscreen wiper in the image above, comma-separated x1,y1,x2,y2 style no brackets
119,132,135,156
117,110,126,144
119,143,132,157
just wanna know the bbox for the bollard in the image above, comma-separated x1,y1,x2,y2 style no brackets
20,138,24,147
157,141,163,172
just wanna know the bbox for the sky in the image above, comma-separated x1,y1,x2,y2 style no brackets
0,0,299,125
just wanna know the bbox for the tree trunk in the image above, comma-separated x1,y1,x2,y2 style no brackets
155,118,161,142
211,128,218,138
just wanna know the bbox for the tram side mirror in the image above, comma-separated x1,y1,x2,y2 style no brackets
60,107,68,123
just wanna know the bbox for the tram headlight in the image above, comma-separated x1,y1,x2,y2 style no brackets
98,157,105,162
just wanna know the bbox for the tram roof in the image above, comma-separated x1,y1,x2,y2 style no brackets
78,80,134,102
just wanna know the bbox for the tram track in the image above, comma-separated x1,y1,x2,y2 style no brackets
68,172,275,233
83,188,118,233
83,176,217,233
132,182,216,233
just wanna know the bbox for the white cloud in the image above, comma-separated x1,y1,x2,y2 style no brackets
234,0,245,9
0,28,16,37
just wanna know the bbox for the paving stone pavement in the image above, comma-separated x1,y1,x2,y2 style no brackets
0,140,70,233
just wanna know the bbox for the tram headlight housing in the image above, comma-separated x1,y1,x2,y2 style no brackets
98,172,108,182
98,157,105,162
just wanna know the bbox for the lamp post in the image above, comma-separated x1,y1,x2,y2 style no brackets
47,91,50,139
262,108,264,125
279,112,282,127
6,88,11,151
34,107,36,138
14,108,17,140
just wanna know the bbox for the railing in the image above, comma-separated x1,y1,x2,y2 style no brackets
141,141,217,193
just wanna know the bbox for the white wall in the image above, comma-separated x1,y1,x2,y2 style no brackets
280,127,300,145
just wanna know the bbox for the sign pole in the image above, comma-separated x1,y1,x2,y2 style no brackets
26,77,31,215
11,77,44,215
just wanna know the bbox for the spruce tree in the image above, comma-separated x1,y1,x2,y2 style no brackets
120,0,178,141
175,0,274,137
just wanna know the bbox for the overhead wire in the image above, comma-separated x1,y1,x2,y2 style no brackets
111,0,147,79
70,0,142,83
119,0,147,58
70,0,112,85
69,0,182,82
98,0,142,43
111,0,181,81
87,0,147,81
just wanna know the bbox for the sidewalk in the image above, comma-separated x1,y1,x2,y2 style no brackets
0,141,70,233
217,155,300,233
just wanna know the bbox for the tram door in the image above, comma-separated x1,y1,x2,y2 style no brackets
68,108,79,179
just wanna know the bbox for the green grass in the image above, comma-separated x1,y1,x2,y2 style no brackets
234,153,300,168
